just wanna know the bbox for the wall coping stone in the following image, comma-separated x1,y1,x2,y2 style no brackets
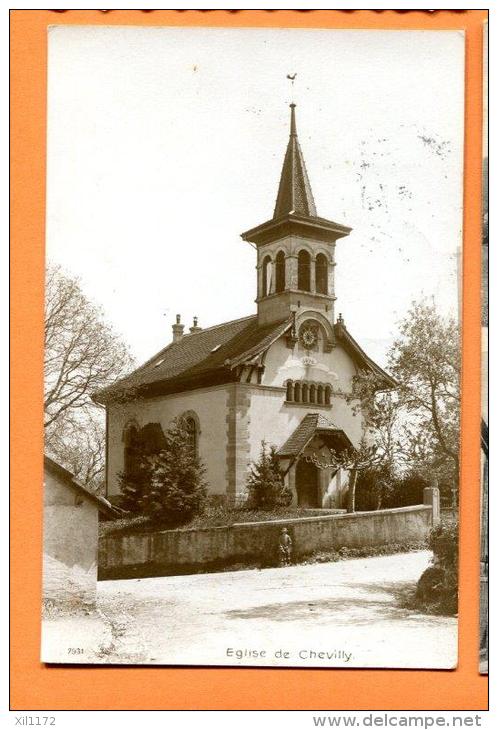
101,504,433,542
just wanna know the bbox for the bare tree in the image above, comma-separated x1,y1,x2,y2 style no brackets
303,436,385,513
45,265,134,489
47,408,106,491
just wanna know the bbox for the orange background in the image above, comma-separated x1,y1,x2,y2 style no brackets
10,9,488,711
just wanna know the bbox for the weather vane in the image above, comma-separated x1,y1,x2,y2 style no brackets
286,72,297,103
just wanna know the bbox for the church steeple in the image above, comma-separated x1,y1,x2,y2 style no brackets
241,104,352,328
273,104,317,219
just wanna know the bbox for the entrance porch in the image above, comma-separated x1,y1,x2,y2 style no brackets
278,413,354,510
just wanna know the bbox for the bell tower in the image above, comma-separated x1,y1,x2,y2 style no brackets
241,104,352,327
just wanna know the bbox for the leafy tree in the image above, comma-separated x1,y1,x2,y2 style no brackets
247,441,292,510
388,300,460,495
337,301,460,511
139,417,208,525
44,264,134,490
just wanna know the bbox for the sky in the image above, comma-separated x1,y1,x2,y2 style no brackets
46,26,464,366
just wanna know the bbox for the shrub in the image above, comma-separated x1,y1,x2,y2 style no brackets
394,473,429,507
415,520,458,614
355,468,429,511
117,457,152,513
246,441,292,510
139,417,208,526
355,467,392,511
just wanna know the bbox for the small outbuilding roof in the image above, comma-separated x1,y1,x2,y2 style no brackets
44,455,117,518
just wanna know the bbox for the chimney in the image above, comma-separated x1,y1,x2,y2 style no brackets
189,316,202,334
172,314,184,343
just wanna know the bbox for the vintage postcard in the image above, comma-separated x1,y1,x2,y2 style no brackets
41,26,464,669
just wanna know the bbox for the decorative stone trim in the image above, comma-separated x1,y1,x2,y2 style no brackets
225,384,252,507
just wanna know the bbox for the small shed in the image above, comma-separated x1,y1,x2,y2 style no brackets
43,455,116,611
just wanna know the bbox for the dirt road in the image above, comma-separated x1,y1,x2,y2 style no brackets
42,550,457,668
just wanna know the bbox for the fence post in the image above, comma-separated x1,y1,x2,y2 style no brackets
423,487,440,525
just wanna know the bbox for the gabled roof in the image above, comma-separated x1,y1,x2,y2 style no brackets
274,104,317,218
94,315,292,402
44,455,117,518
334,321,396,389
278,413,353,458
94,311,394,403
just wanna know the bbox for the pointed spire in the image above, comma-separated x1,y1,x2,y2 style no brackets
273,104,317,219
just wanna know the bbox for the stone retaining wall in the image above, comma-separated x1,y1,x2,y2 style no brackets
99,504,434,580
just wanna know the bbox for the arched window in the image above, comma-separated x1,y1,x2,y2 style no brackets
301,383,309,403
275,251,286,293
294,382,302,403
317,385,324,405
262,255,272,297
324,386,332,406
298,250,311,292
309,384,316,404
316,253,328,295
286,380,294,402
184,416,198,456
140,422,167,455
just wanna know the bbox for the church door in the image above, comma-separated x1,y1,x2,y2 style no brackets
296,459,320,508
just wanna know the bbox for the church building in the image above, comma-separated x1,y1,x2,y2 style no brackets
95,104,394,509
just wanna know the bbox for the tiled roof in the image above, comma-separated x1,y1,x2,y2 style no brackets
274,104,317,219
94,315,292,402
93,304,393,404
278,413,351,458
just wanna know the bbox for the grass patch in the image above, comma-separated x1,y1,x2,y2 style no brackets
99,504,342,538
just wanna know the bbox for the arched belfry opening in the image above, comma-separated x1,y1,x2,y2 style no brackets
241,104,352,327
316,253,328,295
262,255,272,297
298,250,311,292
275,251,286,292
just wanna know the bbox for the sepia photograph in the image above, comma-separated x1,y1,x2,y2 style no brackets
41,26,464,669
